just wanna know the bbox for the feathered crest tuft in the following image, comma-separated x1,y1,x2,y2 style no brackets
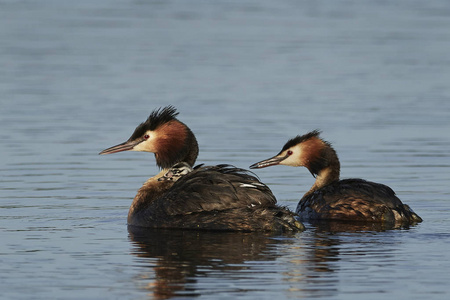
128,105,179,141
280,130,322,153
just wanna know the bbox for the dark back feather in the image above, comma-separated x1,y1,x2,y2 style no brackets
158,164,277,215
297,178,421,224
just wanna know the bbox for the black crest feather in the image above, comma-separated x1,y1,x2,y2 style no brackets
280,130,322,153
128,105,179,141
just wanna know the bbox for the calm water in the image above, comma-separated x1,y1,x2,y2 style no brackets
1,1,450,299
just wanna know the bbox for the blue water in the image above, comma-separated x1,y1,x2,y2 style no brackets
1,1,450,299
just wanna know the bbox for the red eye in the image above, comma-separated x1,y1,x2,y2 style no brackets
144,134,150,140
287,150,293,155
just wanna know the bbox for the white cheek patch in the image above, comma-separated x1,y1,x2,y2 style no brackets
280,147,303,167
132,142,147,152
132,130,155,152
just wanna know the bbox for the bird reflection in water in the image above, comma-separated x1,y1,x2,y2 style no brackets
282,220,410,298
128,228,296,299
128,220,410,299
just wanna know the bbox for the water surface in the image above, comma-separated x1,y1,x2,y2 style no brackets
1,1,450,299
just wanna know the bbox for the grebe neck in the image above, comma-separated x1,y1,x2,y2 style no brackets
304,147,340,198
182,127,198,166
154,123,199,168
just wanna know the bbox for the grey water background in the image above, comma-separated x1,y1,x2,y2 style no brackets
1,0,450,299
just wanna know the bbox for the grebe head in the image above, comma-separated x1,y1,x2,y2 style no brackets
99,106,199,169
158,162,193,182
250,130,337,177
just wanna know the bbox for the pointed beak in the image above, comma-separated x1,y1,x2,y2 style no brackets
99,140,141,155
249,154,287,169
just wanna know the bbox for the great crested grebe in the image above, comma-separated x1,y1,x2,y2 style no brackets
157,162,194,182
99,106,304,232
250,130,422,225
